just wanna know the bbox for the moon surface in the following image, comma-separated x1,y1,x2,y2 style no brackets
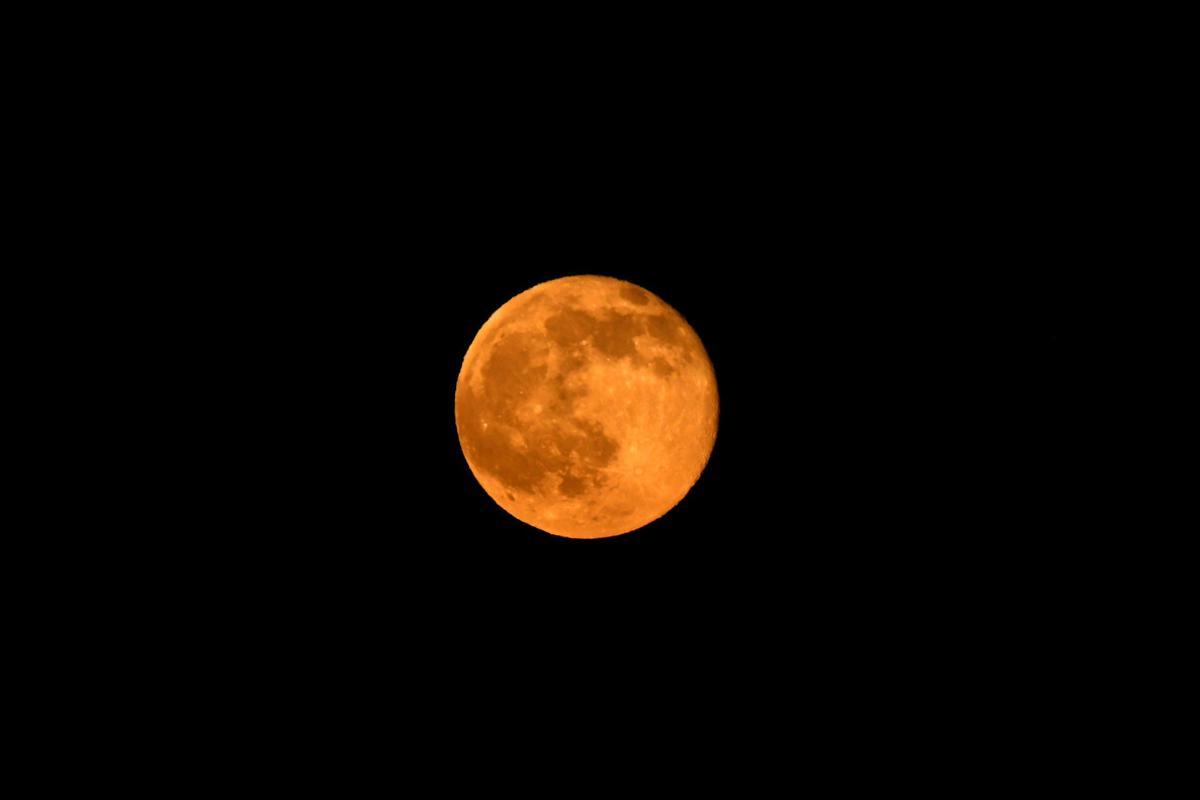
455,275,718,539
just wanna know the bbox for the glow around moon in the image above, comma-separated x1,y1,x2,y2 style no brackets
455,275,718,539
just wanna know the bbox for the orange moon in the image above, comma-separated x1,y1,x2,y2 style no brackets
455,275,718,539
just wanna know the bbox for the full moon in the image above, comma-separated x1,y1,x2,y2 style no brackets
455,275,718,539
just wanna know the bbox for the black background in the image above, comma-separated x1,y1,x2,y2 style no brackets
42,10,1130,775
77,7,1102,698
